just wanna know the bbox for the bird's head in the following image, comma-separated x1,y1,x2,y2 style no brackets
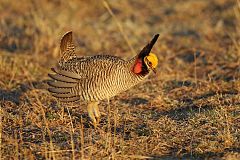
132,34,159,75
143,52,158,73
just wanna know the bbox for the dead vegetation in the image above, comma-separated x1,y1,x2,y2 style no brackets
0,0,239,159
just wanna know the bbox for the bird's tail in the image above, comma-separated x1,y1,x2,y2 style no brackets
58,31,77,66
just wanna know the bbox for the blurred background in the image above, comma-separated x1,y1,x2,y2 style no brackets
0,0,239,80
0,0,239,159
0,0,238,57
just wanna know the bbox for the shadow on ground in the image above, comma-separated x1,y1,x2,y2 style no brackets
0,80,49,105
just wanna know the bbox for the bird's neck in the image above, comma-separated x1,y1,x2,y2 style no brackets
127,56,149,76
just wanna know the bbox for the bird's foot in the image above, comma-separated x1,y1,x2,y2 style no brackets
90,120,97,129
87,101,101,129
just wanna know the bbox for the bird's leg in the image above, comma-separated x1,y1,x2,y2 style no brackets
92,102,100,125
87,102,97,128
87,101,100,128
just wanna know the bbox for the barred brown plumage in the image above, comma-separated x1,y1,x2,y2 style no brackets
48,31,159,128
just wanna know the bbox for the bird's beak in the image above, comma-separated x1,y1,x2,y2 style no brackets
145,58,157,74
152,67,157,74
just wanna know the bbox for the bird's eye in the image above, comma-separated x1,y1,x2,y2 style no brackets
148,61,152,66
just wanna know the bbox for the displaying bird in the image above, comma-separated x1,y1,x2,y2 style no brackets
48,31,159,128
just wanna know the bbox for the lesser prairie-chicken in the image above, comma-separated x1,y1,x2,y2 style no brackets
48,31,159,127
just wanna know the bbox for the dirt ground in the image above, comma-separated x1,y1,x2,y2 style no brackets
0,0,239,159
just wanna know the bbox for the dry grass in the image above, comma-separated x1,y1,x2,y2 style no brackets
0,0,239,159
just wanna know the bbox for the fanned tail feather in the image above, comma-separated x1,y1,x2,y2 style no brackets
48,67,81,103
